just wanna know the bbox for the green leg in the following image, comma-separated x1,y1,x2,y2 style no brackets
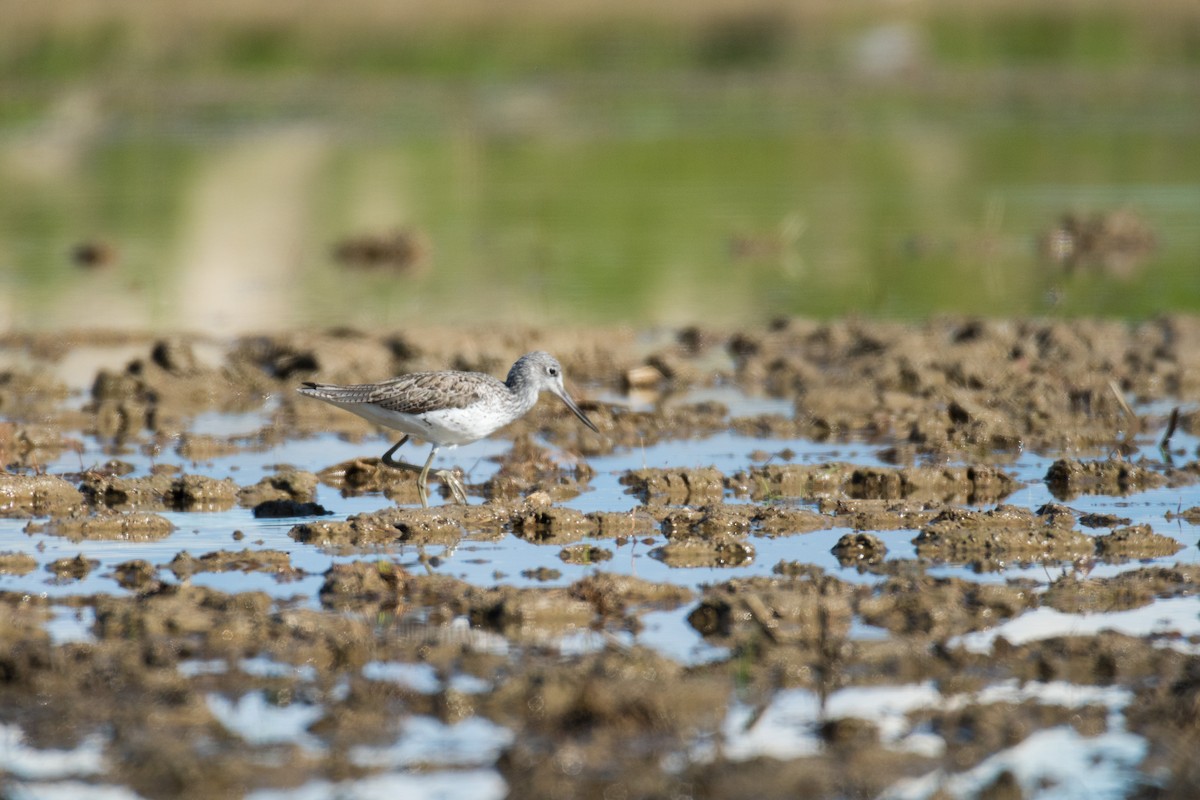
380,436,467,506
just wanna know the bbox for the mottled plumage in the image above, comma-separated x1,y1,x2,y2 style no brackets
298,351,598,506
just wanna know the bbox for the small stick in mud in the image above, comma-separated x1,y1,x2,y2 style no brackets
1107,379,1137,423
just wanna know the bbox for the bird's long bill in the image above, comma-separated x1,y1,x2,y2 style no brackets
555,389,600,433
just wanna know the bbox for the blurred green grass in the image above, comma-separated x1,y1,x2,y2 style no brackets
1,0,1198,329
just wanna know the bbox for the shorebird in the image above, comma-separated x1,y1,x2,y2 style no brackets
298,351,599,506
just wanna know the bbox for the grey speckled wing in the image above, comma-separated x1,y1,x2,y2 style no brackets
302,371,507,416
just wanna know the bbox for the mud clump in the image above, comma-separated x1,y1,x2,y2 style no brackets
79,472,239,511
0,551,37,575
577,401,728,453
659,504,755,538
467,584,596,637
91,583,274,645
316,457,424,504
176,433,247,462
1045,458,1171,499
237,469,319,506
0,473,84,517
568,572,692,618
754,505,833,535
923,700,1109,772
1002,630,1181,686
651,532,754,568
512,505,599,544
831,532,887,567
621,466,726,504
48,554,99,580
29,511,175,541
1166,506,1200,524
1078,511,1133,528
167,549,304,580
688,572,860,646
861,574,1035,639
729,463,1016,505
1093,524,1183,560
109,559,160,590
589,509,659,539
913,505,1094,569
522,567,562,582
819,498,945,530
1126,640,1200,795
292,506,504,549
482,435,592,501
496,647,730,798
558,544,613,564
1041,565,1200,614
319,560,409,610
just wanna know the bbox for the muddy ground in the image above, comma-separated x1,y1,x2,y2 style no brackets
1,317,1200,798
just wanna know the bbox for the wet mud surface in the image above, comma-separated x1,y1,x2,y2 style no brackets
1,318,1200,798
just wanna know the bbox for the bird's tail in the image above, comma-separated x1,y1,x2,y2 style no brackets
297,382,343,400
296,382,381,405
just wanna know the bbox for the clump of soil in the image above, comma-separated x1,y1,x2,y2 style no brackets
167,549,304,580
559,544,613,564
1166,506,1200,524
109,559,160,590
512,505,599,544
755,505,834,535
819,498,945,530
832,532,888,567
913,505,1094,569
482,435,592,501
318,560,408,611
729,463,1016,505
651,531,755,568
48,554,99,580
79,471,239,511
0,551,37,575
688,571,860,646
921,699,1109,771
237,469,319,506
316,457,424,504
621,466,726,504
856,571,1035,640
0,473,83,517
1045,458,1172,499
292,505,507,549
568,572,692,617
28,511,175,541
1041,565,1200,613
1093,524,1183,560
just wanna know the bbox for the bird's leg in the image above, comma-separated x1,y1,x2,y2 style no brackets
415,446,438,508
435,468,468,504
380,436,413,469
380,438,467,506
379,436,430,507
422,449,469,506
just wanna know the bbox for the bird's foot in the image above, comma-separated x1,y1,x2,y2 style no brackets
434,469,468,504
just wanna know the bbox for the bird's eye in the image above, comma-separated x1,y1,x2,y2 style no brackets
548,366,559,377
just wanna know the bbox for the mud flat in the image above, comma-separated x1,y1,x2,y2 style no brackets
1,317,1199,797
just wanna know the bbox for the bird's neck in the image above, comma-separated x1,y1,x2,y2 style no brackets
505,372,541,415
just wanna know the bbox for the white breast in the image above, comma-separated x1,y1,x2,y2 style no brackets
414,404,514,445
